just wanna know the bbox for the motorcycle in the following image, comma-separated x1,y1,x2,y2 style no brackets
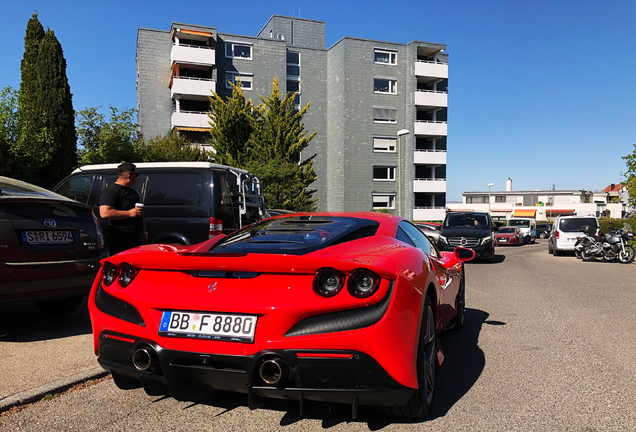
579,225,635,264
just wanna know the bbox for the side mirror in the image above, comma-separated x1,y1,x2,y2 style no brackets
454,247,475,262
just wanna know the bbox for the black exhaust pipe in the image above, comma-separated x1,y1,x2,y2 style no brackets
259,358,289,385
132,347,155,371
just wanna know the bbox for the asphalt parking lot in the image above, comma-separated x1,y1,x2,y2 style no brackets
1,240,635,431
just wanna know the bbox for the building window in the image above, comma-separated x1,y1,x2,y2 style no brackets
373,137,396,153
495,195,506,203
374,78,397,94
226,72,253,90
374,49,397,65
373,194,396,209
287,79,300,111
373,166,396,181
466,195,488,204
287,51,300,77
373,107,397,124
225,42,252,59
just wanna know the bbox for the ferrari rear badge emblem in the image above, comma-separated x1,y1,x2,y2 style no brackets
208,282,217,293
44,219,57,228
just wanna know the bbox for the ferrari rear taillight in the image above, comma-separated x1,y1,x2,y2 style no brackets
348,269,380,298
313,268,345,297
209,217,223,237
102,262,119,286
119,263,140,288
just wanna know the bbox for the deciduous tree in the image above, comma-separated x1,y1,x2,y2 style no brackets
622,143,636,207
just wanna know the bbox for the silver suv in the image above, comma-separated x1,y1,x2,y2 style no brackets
548,214,599,256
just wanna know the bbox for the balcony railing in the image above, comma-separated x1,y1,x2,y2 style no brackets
171,76,217,98
414,149,446,165
412,207,446,222
171,43,215,65
415,89,448,108
415,60,448,79
414,120,447,136
171,110,210,129
414,178,446,193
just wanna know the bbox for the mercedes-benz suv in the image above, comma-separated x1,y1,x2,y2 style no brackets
437,212,495,262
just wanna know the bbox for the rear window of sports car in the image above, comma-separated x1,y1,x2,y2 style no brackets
209,216,380,255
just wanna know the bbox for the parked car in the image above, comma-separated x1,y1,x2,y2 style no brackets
536,223,551,239
507,217,537,243
53,162,267,246
0,176,108,314
548,214,600,256
437,212,496,262
413,221,441,243
89,212,474,419
494,226,525,246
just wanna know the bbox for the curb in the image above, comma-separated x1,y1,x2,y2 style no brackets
0,367,109,413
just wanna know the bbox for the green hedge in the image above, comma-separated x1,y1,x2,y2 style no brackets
598,218,634,233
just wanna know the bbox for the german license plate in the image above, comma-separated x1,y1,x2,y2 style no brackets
158,311,257,343
22,231,73,245
499,238,508,242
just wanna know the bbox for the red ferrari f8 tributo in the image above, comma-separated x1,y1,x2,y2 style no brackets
89,212,473,418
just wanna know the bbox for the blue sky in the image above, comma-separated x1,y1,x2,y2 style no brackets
1,0,634,201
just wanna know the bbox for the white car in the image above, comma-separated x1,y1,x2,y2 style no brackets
548,214,599,256
507,217,537,244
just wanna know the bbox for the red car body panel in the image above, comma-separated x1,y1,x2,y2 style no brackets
88,212,470,408
494,227,523,245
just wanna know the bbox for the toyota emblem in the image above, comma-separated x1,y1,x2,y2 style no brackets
44,219,57,228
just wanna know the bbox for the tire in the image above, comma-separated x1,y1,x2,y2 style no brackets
618,245,635,264
581,248,595,261
548,242,553,254
382,295,436,419
575,249,582,259
34,295,83,315
453,275,466,331
553,248,560,256
539,232,547,239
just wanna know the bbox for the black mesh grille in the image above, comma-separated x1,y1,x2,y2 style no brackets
95,284,145,327
285,282,394,337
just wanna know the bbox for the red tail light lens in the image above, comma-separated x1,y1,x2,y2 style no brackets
313,268,345,297
209,217,223,236
555,231,560,238
347,269,380,298
118,263,140,288
102,262,118,286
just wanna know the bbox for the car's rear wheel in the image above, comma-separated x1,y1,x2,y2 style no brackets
34,295,83,315
388,295,436,418
539,232,547,239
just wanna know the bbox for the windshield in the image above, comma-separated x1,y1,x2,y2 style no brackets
559,218,598,233
443,213,490,229
508,220,530,228
499,227,516,234
209,216,380,255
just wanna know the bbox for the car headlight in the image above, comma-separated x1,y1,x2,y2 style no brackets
438,235,447,243
481,236,492,245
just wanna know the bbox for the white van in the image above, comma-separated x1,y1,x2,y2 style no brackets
507,218,537,243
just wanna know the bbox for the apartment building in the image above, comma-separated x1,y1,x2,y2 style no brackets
136,16,448,220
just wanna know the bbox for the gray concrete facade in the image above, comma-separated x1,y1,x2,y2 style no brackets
136,16,448,218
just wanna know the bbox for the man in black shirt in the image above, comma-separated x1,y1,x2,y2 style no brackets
99,162,147,255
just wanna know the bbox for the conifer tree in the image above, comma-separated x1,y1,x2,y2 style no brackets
15,12,46,182
0,87,19,177
36,28,77,188
207,81,258,167
246,76,318,211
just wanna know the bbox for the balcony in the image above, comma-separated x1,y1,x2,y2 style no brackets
414,120,447,136
413,207,446,222
414,149,447,165
415,60,448,79
171,44,215,66
414,178,446,193
171,77,217,98
415,90,447,108
171,111,210,129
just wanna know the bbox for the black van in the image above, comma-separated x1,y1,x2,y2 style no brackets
53,162,267,246
437,211,496,262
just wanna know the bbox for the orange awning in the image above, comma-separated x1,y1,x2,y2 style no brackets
545,209,575,216
175,127,210,132
179,29,212,37
513,209,537,218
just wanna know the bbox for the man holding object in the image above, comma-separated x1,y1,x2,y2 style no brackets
99,162,148,255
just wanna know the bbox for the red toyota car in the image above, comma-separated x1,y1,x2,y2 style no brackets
89,212,473,418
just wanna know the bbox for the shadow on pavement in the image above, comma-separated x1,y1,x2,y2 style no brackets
186,308,491,429
0,297,92,343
